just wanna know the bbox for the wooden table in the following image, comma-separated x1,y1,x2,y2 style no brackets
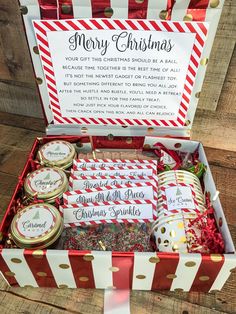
0,112,235,314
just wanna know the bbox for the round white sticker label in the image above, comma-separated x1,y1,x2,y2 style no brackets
17,206,54,238
42,142,70,161
30,169,63,193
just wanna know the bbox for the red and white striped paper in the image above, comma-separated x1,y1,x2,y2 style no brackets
63,182,158,205
33,18,208,127
159,183,199,214
1,248,235,291
69,174,158,190
60,199,157,226
71,165,157,177
73,158,157,169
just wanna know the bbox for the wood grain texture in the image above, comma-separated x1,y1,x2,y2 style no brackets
0,113,235,314
198,0,236,111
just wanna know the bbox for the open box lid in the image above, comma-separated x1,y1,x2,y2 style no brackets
19,0,224,138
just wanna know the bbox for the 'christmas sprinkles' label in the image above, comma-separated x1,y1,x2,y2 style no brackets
60,200,156,226
16,205,55,238
63,182,157,205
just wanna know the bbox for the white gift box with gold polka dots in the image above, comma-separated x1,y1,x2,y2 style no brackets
0,0,235,292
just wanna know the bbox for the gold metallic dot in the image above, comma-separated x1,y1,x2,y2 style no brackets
149,257,160,264
81,127,88,133
219,217,223,227
83,254,94,262
109,267,119,272
170,230,176,237
36,272,47,277
177,222,184,229
183,14,193,21
143,144,151,149
136,274,146,279
210,254,223,262
157,237,161,244
200,58,209,66
104,7,113,18
166,274,177,279
159,10,168,20
210,0,220,8
180,236,187,243
61,4,72,14
195,92,201,98
32,250,44,258
79,276,89,282
163,240,169,247
20,5,28,15
174,288,183,292
147,127,154,133
107,134,114,141
126,137,132,144
172,244,179,252
33,46,39,55
59,284,68,289
135,0,144,3
185,120,191,126
5,271,15,277
36,77,43,85
174,143,182,148
161,227,166,234
24,285,33,288
11,258,22,264
185,261,196,267
59,264,70,269
199,276,210,281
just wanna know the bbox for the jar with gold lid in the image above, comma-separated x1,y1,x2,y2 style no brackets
10,203,63,249
37,140,76,169
24,167,68,203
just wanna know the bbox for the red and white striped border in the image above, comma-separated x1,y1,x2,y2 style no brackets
60,199,157,227
73,163,157,171
69,174,158,189
160,183,199,213
73,158,157,169
33,18,208,127
63,181,158,205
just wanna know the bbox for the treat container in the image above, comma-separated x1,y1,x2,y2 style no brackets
0,0,235,292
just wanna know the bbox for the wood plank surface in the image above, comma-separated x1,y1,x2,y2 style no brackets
198,0,236,111
0,113,235,314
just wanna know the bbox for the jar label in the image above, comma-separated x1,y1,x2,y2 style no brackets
17,205,55,238
29,168,63,194
42,141,71,161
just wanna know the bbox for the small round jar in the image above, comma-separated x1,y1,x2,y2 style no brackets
24,167,68,203
10,203,63,249
37,140,76,169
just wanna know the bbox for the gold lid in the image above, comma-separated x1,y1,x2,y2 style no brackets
37,140,76,169
10,203,63,249
24,167,68,201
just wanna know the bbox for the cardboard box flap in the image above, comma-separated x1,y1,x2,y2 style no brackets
19,0,224,137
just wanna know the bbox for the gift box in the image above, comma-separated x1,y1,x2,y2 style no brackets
0,0,235,292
